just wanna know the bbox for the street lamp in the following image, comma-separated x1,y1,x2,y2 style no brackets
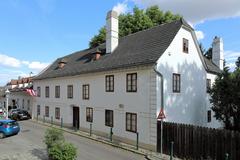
5,89,10,119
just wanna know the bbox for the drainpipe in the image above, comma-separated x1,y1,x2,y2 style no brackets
153,64,164,157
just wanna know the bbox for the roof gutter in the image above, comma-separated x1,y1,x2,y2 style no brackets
153,64,164,110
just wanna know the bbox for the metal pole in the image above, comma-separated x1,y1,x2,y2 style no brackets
170,141,174,160
161,118,163,156
51,116,53,125
225,153,229,160
61,118,63,128
90,123,92,136
6,94,9,120
37,114,38,121
136,132,139,150
110,127,113,142
43,115,45,123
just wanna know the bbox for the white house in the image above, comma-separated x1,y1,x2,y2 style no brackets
6,77,34,115
33,10,223,150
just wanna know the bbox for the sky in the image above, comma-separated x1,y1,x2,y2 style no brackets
0,0,239,86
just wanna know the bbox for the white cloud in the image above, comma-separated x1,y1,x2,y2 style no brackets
131,0,240,24
195,30,205,40
27,61,49,70
225,50,240,70
0,54,21,68
113,1,129,15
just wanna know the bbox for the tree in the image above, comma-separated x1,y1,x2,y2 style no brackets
198,43,206,54
204,47,213,60
236,56,240,69
89,6,182,48
210,58,240,131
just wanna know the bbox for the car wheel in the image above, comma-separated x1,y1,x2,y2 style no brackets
0,132,5,139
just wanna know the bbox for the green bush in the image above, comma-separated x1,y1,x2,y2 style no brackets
44,128,64,149
48,141,77,160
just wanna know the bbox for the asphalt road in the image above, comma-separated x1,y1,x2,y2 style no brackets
0,120,146,160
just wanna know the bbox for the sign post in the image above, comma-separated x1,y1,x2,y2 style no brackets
157,108,166,157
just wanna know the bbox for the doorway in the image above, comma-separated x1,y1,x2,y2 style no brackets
73,106,79,129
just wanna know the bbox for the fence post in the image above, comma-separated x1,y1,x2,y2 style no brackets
90,123,92,136
43,115,45,123
61,117,63,128
51,116,53,125
170,141,174,160
110,127,113,142
225,153,229,160
136,132,139,150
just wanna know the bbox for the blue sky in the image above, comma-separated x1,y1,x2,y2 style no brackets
0,0,239,85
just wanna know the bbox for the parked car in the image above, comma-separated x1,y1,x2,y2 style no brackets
11,110,31,120
9,109,21,117
0,119,20,138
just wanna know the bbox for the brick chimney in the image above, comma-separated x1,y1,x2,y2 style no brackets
212,36,224,70
106,10,119,54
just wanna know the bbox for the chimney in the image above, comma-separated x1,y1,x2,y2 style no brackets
106,10,119,54
212,36,224,70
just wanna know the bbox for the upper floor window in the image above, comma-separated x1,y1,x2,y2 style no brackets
83,84,89,100
105,110,114,127
183,38,189,53
206,79,211,93
105,75,114,92
86,107,93,122
45,86,49,98
67,85,73,99
173,73,181,93
126,73,137,92
55,86,60,98
37,87,41,97
126,112,137,133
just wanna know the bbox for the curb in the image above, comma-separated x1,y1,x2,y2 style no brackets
32,120,151,158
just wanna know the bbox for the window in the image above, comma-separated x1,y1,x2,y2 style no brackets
105,75,114,92
183,38,189,53
173,73,181,93
206,79,211,93
86,107,93,122
55,86,60,98
37,87,41,97
22,99,25,109
37,105,40,116
105,110,114,127
27,100,30,111
55,107,60,120
67,85,73,99
45,106,49,117
45,86,49,98
207,110,211,122
83,84,89,100
126,112,137,133
126,73,137,92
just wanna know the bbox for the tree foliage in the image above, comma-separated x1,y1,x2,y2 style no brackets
89,6,181,48
210,59,240,131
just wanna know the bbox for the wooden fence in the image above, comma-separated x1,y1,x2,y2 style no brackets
157,121,240,160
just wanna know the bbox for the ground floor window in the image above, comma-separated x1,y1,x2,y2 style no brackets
126,112,137,133
86,107,93,122
45,106,49,117
105,110,113,127
55,107,60,120
37,105,40,116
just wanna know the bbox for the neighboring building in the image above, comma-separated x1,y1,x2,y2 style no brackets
0,87,5,108
33,10,223,150
6,77,34,115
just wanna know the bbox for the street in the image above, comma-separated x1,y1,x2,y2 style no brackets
0,120,146,160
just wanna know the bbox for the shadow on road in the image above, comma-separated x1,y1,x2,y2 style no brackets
31,148,48,160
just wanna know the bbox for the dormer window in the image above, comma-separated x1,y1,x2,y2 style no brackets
183,38,189,53
93,48,102,61
58,58,67,69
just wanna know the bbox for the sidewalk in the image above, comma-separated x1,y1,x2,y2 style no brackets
32,119,177,160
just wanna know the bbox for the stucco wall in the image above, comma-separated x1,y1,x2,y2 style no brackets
156,27,208,127
33,66,157,149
